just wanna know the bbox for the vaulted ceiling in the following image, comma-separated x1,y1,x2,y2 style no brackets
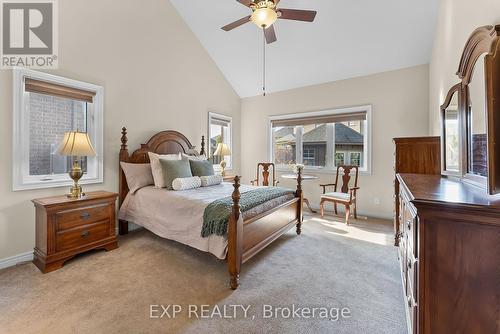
170,0,438,97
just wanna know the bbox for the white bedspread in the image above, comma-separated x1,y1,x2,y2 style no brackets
119,182,283,259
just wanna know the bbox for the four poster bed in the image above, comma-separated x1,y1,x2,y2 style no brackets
118,127,304,289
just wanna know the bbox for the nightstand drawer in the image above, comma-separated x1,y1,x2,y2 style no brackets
56,221,110,252
56,204,109,231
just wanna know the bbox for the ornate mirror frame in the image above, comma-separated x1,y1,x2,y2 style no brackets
440,24,500,194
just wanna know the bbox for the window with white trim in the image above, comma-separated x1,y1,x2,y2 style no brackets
13,68,104,191
269,106,371,173
208,112,232,171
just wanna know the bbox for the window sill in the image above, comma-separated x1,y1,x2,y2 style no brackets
275,167,371,176
13,176,103,191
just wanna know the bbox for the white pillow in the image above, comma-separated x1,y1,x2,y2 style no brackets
200,175,223,187
148,152,181,188
172,176,202,191
182,153,207,161
120,162,154,194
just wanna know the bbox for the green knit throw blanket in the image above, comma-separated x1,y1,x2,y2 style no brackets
201,187,295,237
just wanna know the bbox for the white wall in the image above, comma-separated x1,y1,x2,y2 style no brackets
241,65,430,219
0,0,240,261
429,0,500,135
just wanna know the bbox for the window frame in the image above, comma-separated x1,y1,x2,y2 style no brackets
207,111,233,172
268,105,372,175
12,67,104,191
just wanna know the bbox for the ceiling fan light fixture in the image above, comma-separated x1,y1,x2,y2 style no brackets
251,7,277,28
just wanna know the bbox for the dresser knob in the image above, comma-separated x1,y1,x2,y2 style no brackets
81,230,90,238
80,212,91,220
407,296,416,308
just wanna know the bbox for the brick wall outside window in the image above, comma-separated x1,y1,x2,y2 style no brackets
29,93,86,175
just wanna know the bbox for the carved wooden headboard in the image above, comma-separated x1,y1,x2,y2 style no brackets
118,127,205,206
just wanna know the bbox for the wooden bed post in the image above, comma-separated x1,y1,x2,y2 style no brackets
227,176,243,290
119,127,130,235
296,167,304,235
200,135,205,156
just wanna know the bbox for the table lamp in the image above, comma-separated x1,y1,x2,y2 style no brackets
56,131,96,198
214,143,231,176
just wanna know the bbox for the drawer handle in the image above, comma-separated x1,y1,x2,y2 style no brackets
407,220,411,230
81,230,90,238
80,212,91,220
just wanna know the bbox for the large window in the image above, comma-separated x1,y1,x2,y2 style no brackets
13,68,104,191
208,112,232,171
269,106,371,173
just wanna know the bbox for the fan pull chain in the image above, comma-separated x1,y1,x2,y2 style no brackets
262,27,266,97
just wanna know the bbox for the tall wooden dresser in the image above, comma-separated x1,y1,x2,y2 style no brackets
393,137,441,246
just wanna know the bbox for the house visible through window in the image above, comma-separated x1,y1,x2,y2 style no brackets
13,68,104,191
208,112,232,170
269,106,371,172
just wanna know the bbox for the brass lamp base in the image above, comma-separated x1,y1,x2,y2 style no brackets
67,159,85,199
220,160,227,177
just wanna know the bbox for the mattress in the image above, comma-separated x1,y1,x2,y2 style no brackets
118,182,295,259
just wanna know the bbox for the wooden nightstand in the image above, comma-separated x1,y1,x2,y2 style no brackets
32,191,119,273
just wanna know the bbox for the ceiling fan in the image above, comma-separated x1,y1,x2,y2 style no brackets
221,0,317,44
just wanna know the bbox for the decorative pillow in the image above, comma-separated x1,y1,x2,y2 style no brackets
148,152,181,188
182,153,207,161
120,162,154,194
159,158,193,190
189,159,215,177
172,176,202,191
200,175,223,187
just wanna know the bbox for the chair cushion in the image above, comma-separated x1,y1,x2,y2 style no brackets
321,192,350,201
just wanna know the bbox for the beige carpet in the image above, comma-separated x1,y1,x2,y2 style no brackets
0,214,406,334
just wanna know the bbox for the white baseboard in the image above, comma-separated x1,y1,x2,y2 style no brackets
0,251,34,270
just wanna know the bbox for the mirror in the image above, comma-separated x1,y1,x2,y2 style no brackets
443,90,460,172
467,53,488,178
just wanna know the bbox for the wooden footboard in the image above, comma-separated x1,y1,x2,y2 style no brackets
228,171,303,290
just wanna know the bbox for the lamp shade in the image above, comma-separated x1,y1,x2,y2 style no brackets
213,143,231,156
56,131,97,157
251,7,278,28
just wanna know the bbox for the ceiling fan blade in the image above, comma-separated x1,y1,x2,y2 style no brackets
264,25,277,44
278,9,317,22
221,15,251,31
237,0,254,7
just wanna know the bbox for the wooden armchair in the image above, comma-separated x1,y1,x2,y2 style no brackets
251,163,279,187
319,165,359,224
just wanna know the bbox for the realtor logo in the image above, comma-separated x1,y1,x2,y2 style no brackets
1,0,58,68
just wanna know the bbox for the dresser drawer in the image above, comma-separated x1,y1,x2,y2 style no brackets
56,221,110,252
56,204,110,231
